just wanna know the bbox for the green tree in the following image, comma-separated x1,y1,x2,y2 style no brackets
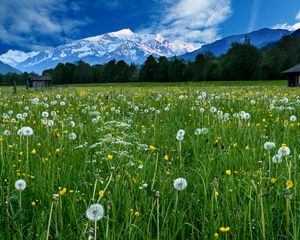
221,42,262,80
139,55,158,82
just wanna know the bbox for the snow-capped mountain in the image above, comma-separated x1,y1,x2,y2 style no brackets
0,50,38,68
0,61,21,74
0,29,196,74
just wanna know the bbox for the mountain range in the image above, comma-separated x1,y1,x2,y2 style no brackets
0,61,21,74
0,29,196,74
178,28,291,61
0,27,296,74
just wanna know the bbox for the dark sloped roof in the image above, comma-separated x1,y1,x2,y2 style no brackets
29,75,52,81
282,63,300,74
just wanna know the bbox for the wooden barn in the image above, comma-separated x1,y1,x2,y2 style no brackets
27,75,51,89
282,64,300,87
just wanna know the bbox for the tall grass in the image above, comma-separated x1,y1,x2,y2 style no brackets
0,83,299,239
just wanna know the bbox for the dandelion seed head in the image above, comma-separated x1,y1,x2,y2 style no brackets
264,142,275,150
173,178,187,191
86,204,104,221
15,179,26,191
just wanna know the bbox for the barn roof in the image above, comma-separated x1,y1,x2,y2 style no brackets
29,75,52,81
282,63,300,74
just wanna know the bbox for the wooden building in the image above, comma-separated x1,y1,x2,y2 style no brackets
28,75,51,89
282,64,300,87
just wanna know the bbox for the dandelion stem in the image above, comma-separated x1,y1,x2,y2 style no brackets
19,191,22,211
285,156,292,235
147,200,156,234
46,202,54,240
92,178,98,203
179,140,182,166
174,191,178,211
0,140,3,178
151,153,159,191
26,136,29,174
157,197,160,240
95,221,97,240
259,168,266,240
268,152,271,179
106,213,109,239
97,174,112,203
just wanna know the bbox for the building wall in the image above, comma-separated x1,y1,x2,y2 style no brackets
32,81,46,88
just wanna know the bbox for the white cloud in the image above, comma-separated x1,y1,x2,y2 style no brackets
296,10,300,21
272,23,300,32
248,0,259,32
0,0,88,51
272,10,300,32
140,0,233,45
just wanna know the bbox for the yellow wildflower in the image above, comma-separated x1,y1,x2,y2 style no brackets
59,188,67,196
31,149,36,155
219,227,230,233
134,211,140,217
107,154,113,160
149,145,156,151
286,180,293,189
271,178,277,184
164,155,169,161
226,170,231,176
214,191,219,198
99,190,105,198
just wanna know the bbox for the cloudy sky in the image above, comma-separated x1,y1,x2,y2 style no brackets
0,0,300,53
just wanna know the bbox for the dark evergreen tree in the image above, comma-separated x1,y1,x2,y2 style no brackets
221,42,262,80
139,55,158,82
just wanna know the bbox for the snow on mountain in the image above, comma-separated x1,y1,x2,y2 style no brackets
0,50,38,67
2,29,196,74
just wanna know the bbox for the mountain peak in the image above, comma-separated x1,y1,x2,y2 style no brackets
108,29,135,37
0,50,38,67
154,33,167,43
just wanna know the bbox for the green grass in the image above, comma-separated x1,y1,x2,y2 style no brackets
0,81,299,239
70,80,287,88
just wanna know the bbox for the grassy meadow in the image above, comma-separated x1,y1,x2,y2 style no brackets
1,80,300,239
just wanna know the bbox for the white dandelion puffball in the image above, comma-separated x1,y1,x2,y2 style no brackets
278,146,291,156
264,142,275,150
42,112,49,118
272,154,282,164
210,107,217,113
47,120,54,127
290,115,297,122
22,127,34,136
176,129,185,141
68,133,77,140
15,179,26,191
17,128,24,136
3,130,10,136
173,178,187,191
86,204,104,221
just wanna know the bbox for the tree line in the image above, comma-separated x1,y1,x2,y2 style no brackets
1,34,300,84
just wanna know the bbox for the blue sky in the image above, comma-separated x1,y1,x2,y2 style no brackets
0,0,300,53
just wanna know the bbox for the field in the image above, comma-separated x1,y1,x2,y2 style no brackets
1,80,300,239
